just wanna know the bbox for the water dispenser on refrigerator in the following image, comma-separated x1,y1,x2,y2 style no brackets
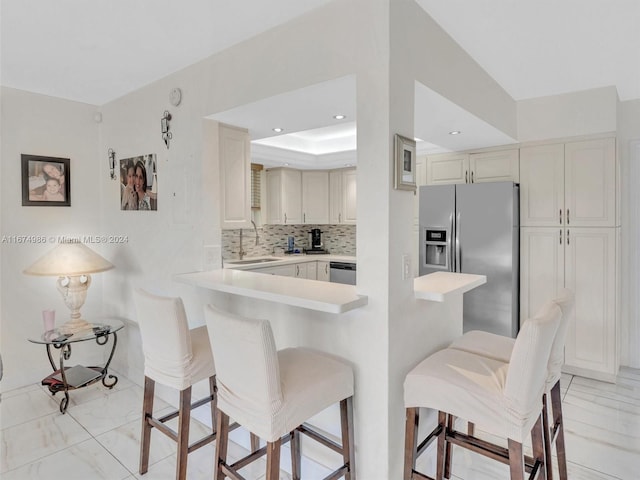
423,227,450,271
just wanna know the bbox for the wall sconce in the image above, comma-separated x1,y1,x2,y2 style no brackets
108,148,116,179
161,110,172,149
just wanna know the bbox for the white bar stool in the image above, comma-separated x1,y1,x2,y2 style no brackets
448,289,574,480
204,304,356,480
134,288,218,480
403,303,562,480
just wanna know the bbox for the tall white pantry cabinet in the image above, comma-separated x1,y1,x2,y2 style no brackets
519,137,619,381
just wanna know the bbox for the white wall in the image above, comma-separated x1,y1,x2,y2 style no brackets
517,86,618,142
617,99,640,367
0,87,104,391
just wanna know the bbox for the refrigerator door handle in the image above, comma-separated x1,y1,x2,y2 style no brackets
449,213,455,272
455,211,461,272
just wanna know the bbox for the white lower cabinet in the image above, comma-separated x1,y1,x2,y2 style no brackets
306,261,318,280
520,226,619,380
252,264,295,277
294,262,308,279
317,261,330,281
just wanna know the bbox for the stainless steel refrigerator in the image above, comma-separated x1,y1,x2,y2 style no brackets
419,182,519,337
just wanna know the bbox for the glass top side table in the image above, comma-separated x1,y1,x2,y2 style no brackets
28,319,124,413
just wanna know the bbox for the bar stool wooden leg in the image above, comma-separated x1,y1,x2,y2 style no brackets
140,376,155,474
444,414,454,479
290,429,301,480
214,411,230,480
403,407,419,480
550,381,568,480
209,376,217,434
340,397,356,480
176,387,192,480
435,411,447,480
266,439,282,480
250,433,260,453
542,392,552,480
531,414,547,480
507,439,525,480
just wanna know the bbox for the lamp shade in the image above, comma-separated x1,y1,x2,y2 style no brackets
23,240,114,276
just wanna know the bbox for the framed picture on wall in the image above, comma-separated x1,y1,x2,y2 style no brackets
394,133,417,191
119,153,157,211
21,154,71,206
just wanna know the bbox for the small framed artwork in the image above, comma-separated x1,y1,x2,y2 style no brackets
21,154,71,206
119,153,157,211
394,134,417,191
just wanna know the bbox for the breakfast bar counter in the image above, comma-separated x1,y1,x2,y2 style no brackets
414,271,487,302
174,269,368,314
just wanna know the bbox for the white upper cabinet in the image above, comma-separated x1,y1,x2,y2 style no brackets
265,168,302,225
426,148,519,185
520,138,616,227
426,153,469,185
219,124,251,229
330,168,357,225
469,149,519,183
564,138,617,227
520,143,565,226
302,171,329,224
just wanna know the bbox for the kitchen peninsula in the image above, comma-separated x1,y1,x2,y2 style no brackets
174,268,485,313
173,266,486,472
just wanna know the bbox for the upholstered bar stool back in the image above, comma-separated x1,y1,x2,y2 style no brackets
448,289,574,479
205,304,356,480
404,303,562,480
134,288,217,480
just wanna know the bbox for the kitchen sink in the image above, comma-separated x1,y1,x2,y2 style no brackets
226,258,281,265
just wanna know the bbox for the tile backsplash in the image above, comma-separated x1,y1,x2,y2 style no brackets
222,224,356,260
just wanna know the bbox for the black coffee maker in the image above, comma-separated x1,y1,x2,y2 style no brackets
308,229,323,250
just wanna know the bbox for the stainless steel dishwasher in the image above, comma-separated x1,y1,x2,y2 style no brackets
329,262,356,285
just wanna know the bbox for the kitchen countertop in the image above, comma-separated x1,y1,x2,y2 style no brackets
224,254,356,270
174,269,367,314
414,272,487,302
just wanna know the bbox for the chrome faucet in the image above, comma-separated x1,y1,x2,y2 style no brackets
251,220,260,246
238,229,246,260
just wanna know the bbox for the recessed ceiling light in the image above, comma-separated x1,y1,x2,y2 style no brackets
283,163,290,166
333,114,346,120
273,127,283,133
449,130,461,135
344,163,352,167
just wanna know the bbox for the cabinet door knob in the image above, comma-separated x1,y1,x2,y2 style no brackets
567,229,570,245
559,229,562,244
559,209,563,225
471,171,474,183
567,209,570,225
465,170,468,183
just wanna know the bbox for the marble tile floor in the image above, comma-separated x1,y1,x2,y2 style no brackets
0,368,638,479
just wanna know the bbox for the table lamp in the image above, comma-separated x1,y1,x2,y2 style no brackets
23,239,114,333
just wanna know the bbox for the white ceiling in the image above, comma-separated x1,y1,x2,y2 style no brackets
415,0,640,102
0,0,333,105
3,0,639,163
